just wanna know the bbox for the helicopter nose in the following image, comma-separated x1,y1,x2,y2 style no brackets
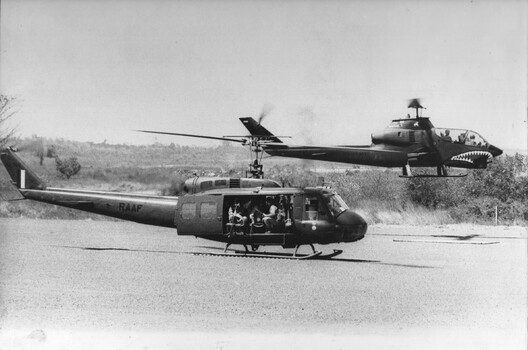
336,210,368,242
488,144,503,157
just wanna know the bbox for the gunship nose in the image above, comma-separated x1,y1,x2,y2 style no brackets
336,210,368,242
488,144,503,157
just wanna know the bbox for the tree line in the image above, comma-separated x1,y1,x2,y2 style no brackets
1,94,525,224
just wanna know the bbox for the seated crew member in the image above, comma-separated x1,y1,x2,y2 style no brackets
249,202,260,222
466,134,477,146
228,199,247,227
441,129,452,142
277,195,290,227
263,196,279,232
248,202,265,233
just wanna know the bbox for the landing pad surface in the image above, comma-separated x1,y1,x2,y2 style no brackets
0,219,526,349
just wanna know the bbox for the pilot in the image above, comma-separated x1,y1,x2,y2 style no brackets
466,135,477,146
263,196,279,232
228,199,247,227
441,129,452,142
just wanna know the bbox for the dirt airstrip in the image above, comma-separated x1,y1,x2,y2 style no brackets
0,219,526,350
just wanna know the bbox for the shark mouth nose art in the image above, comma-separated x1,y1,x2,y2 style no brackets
450,151,493,164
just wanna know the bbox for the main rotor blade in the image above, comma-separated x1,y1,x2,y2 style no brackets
223,135,292,139
407,98,423,109
136,130,244,143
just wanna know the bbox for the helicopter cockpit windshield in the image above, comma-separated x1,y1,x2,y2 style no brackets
322,192,349,218
435,128,489,147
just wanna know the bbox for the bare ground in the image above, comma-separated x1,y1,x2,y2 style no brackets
0,219,526,349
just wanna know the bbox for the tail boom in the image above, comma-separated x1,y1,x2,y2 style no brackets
20,188,178,227
1,148,177,227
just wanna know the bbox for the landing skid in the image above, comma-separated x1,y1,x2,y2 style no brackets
318,249,344,259
400,164,468,178
399,173,467,178
193,250,322,260
192,249,344,260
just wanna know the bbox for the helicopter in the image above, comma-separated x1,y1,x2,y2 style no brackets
0,147,367,259
139,99,503,178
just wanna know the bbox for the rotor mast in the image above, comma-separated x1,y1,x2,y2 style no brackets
407,98,424,118
246,137,264,178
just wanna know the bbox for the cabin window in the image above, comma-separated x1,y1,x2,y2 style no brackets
200,180,213,189
181,203,196,219
214,179,227,186
200,202,217,219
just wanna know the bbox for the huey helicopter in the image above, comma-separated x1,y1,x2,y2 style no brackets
0,147,367,259
139,99,503,178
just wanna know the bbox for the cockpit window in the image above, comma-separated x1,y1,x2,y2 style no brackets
435,128,488,147
464,131,487,147
323,193,349,217
435,128,458,142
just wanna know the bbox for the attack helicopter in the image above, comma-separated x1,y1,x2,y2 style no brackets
139,99,503,177
1,147,367,259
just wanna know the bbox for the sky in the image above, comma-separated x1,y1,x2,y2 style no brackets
1,0,527,152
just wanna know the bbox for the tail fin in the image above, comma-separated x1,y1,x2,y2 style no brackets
239,117,283,143
1,148,46,190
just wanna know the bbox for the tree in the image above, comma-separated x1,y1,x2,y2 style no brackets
0,95,17,148
46,145,57,158
55,156,82,179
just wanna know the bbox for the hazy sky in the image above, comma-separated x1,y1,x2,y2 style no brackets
1,0,526,151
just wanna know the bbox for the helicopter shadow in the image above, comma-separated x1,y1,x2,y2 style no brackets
197,245,437,269
51,245,436,269
51,245,192,255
